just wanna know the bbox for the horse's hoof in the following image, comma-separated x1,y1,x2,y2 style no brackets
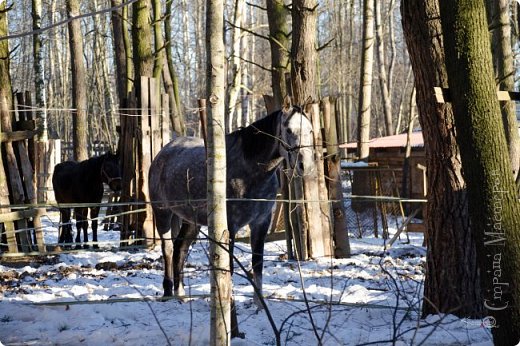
175,286,186,297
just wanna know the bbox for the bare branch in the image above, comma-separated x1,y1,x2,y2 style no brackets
317,37,335,52
225,20,270,42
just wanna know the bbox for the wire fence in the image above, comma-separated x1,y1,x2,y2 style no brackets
0,191,428,258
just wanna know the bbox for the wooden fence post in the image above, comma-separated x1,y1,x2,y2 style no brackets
322,97,351,258
306,103,333,258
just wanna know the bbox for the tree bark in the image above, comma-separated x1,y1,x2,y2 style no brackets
401,0,483,319
290,0,318,104
66,0,88,162
32,0,48,141
206,0,231,344
357,0,375,161
266,0,290,109
439,0,520,343
131,0,155,248
226,0,245,131
110,0,128,103
164,0,185,134
487,0,520,180
374,0,393,136
132,0,153,96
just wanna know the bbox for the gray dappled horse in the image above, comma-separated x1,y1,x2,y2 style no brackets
148,98,314,306
53,152,121,248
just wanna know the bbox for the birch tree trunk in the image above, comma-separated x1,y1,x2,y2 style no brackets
357,0,375,161
439,1,520,343
66,0,88,162
206,0,231,344
32,0,47,141
374,0,393,136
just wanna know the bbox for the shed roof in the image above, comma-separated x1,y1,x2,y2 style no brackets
340,131,424,150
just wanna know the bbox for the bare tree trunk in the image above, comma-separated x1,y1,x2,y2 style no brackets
182,0,192,97
345,0,355,143
357,0,375,161
195,0,206,98
123,4,133,95
440,1,520,343
111,0,128,103
131,0,155,248
32,0,48,141
164,0,185,134
402,0,483,319
152,0,164,80
66,0,88,162
132,0,153,96
226,0,245,132
206,0,231,344
266,0,289,109
487,0,520,180
291,0,318,103
374,0,393,136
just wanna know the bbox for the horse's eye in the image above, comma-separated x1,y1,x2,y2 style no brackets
286,128,293,135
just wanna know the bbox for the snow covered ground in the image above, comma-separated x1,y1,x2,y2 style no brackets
0,211,493,345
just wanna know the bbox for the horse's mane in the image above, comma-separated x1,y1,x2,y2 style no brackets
77,153,105,168
228,110,281,161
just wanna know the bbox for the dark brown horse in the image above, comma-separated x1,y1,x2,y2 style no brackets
52,152,121,248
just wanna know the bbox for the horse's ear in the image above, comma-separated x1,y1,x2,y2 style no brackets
282,95,292,113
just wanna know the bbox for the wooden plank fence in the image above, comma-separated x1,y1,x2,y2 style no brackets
0,92,46,254
119,76,171,247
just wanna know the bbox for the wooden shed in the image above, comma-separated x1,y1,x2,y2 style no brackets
340,132,427,210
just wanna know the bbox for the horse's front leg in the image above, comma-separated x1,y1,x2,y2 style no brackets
58,208,72,246
90,206,100,249
249,217,270,309
173,222,198,296
75,207,88,248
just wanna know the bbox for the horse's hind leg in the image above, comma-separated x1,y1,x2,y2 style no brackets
153,207,175,297
249,217,270,308
173,222,198,296
90,206,100,248
58,208,72,246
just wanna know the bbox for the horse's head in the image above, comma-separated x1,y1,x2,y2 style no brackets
101,152,122,192
279,96,314,176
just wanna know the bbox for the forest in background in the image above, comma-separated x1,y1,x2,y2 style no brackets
6,0,414,156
